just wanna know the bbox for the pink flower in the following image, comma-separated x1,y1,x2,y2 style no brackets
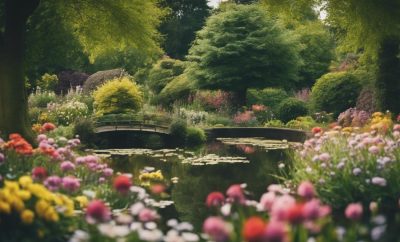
271,195,296,221
44,176,62,191
318,153,331,162
297,181,315,200
86,200,111,223
0,153,5,164
62,176,81,192
32,167,47,180
138,208,159,222
259,192,276,211
75,157,86,164
37,134,47,142
345,203,363,220
60,161,76,172
302,199,330,220
264,220,286,242
206,192,225,207
368,145,380,155
85,155,98,163
203,217,231,242
102,168,114,177
226,184,245,204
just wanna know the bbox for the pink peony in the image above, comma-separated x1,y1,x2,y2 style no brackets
345,203,363,220
297,181,315,200
203,217,231,242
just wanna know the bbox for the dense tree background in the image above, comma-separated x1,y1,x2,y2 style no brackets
159,0,210,59
186,4,301,105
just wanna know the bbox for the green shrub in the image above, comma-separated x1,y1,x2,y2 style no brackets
47,125,74,139
28,107,43,124
73,119,96,147
311,71,362,116
93,77,143,116
206,114,233,127
36,73,59,91
286,116,317,130
186,127,206,146
247,88,289,111
264,119,285,127
156,74,194,105
169,119,187,146
147,57,185,94
28,91,57,108
276,98,308,123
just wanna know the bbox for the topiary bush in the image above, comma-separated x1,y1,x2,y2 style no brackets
186,127,206,146
311,71,362,116
276,98,308,123
83,68,128,93
247,88,289,111
147,57,185,94
156,74,194,105
169,119,188,146
93,77,143,116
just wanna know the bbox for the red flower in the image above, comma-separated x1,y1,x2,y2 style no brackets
287,203,305,224
311,127,322,134
242,216,266,242
41,122,56,132
206,192,225,207
113,175,132,194
150,184,166,194
86,200,111,223
32,167,48,180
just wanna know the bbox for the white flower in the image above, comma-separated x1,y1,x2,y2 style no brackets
371,177,387,186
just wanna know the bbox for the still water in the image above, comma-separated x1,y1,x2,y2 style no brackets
95,138,292,229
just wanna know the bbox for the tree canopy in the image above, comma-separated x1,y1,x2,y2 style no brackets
186,4,301,103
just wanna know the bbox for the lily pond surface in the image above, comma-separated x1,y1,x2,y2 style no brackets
95,138,292,229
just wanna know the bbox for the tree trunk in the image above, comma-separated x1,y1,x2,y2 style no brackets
234,88,248,108
376,37,400,114
0,0,40,141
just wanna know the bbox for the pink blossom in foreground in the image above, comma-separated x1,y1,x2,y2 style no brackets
345,203,363,220
297,181,315,200
203,217,231,242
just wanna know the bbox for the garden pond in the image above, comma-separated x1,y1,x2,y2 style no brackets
95,138,293,229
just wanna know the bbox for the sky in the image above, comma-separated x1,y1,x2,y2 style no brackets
208,0,224,8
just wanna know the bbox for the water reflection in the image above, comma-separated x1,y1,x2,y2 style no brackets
97,139,291,230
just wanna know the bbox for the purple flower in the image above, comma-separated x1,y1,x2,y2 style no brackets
371,177,387,187
44,176,62,191
60,161,76,172
103,168,114,177
62,176,81,192
368,145,380,155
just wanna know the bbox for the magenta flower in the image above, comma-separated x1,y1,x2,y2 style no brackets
62,176,81,192
345,203,363,220
60,161,76,172
270,195,296,221
44,176,62,191
297,181,315,200
264,220,286,242
75,156,86,165
86,200,111,224
226,184,245,204
206,192,225,207
203,217,231,242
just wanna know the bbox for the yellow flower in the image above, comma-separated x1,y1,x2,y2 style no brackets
35,199,50,217
75,196,88,208
19,176,33,188
0,201,11,214
10,196,25,212
4,181,20,193
17,190,32,201
44,207,59,222
21,209,35,224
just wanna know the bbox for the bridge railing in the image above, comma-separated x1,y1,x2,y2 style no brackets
94,116,170,133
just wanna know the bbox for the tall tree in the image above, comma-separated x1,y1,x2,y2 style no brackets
262,0,400,113
159,0,210,59
186,4,301,105
0,0,164,139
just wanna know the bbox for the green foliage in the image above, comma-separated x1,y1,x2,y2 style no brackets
159,0,210,59
264,119,285,127
294,21,334,88
93,77,143,116
157,74,194,105
28,91,57,108
286,116,317,130
73,118,96,147
276,98,308,123
247,88,289,110
169,119,188,146
147,57,185,94
36,73,59,91
83,68,128,93
206,114,233,127
186,4,301,92
311,71,362,116
186,127,207,146
47,100,90,126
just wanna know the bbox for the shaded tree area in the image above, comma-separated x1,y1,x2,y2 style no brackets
159,0,210,59
0,0,164,140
